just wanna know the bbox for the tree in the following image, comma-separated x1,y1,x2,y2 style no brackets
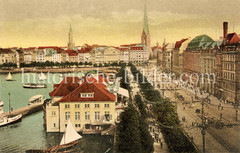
117,104,142,153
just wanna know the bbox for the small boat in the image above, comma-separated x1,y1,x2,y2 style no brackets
0,114,22,127
26,119,82,153
39,72,47,81
52,119,82,152
23,83,47,89
28,95,44,105
0,93,22,127
6,72,15,81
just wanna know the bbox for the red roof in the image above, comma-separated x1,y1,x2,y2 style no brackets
130,47,143,50
49,77,81,97
119,48,129,51
175,38,188,49
65,50,78,56
57,80,115,102
38,46,59,49
226,33,239,45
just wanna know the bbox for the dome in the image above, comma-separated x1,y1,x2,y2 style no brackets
187,34,214,49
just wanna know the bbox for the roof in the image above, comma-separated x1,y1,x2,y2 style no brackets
58,81,116,102
119,48,129,51
175,38,188,49
0,48,15,54
49,77,81,97
66,50,78,56
130,47,143,50
187,35,214,49
226,33,239,45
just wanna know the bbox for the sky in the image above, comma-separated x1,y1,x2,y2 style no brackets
0,0,240,48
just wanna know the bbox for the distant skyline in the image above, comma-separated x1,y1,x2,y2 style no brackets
0,0,240,48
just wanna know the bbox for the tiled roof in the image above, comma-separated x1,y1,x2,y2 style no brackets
38,46,58,49
49,77,81,97
57,81,115,102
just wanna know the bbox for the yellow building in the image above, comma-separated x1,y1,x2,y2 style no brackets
45,76,117,133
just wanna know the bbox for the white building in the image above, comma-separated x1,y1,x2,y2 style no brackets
119,47,129,63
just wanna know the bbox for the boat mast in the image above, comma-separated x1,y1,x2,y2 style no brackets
8,93,11,116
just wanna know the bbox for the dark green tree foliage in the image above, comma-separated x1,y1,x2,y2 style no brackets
135,94,154,153
129,63,196,153
117,104,142,153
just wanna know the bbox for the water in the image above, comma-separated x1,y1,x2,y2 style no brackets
0,72,113,153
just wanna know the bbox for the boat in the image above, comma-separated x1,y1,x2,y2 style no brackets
6,72,15,81
52,119,82,152
39,72,47,81
0,93,22,127
23,83,47,89
26,119,82,153
28,95,44,105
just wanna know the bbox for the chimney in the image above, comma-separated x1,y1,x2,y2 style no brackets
223,22,228,39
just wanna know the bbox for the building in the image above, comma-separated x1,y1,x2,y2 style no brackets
66,50,78,63
141,5,153,59
172,38,188,77
78,44,92,63
0,48,16,64
45,76,117,133
152,42,161,59
90,46,107,64
119,47,129,63
183,34,214,85
67,25,75,50
129,44,148,63
103,47,120,64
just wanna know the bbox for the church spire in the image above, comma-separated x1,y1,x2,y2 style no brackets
67,24,75,50
143,3,149,35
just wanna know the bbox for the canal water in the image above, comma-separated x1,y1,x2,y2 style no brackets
0,72,113,153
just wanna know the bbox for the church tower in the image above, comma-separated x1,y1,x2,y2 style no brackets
67,25,75,50
141,4,153,59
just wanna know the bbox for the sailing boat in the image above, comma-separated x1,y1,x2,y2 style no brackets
0,93,22,127
39,72,47,81
26,119,82,153
51,119,82,152
6,72,15,81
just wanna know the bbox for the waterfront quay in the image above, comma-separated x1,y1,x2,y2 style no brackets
0,102,43,119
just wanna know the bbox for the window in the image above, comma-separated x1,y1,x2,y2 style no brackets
75,104,80,108
52,111,56,116
65,124,67,128
80,93,94,98
75,112,80,120
95,104,100,108
95,111,100,120
65,104,70,109
75,124,81,128
53,123,56,127
65,112,70,120
104,104,110,108
105,111,112,120
85,104,90,108
85,112,90,120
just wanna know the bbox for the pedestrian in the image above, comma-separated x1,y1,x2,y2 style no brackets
221,106,223,110
160,141,163,149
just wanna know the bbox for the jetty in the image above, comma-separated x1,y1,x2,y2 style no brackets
0,102,43,119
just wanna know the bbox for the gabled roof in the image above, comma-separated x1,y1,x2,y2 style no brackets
49,77,81,97
226,33,239,45
175,38,188,49
57,81,115,102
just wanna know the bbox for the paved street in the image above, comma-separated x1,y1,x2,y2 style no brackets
135,62,240,153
